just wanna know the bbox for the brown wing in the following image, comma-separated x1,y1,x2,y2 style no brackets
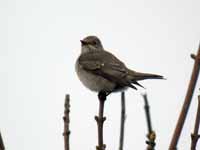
78,51,135,88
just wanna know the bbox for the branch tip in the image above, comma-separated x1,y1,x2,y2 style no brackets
0,132,5,150
191,54,196,59
63,94,70,150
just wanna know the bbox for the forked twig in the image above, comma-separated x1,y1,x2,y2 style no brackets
119,92,126,150
142,93,156,150
169,44,200,150
63,94,71,150
95,91,107,150
190,95,200,150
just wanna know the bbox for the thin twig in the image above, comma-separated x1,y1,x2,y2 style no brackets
190,95,200,150
63,94,70,150
95,91,107,150
169,44,200,150
0,131,5,150
142,93,156,150
119,92,126,150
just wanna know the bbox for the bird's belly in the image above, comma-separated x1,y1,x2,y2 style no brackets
75,61,115,92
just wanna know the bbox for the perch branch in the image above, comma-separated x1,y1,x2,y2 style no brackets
190,95,200,150
169,43,200,150
0,132,5,150
142,93,156,150
63,94,70,150
119,92,126,150
95,91,107,150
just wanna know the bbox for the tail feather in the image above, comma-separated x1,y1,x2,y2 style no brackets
128,84,138,90
132,81,145,89
128,69,164,81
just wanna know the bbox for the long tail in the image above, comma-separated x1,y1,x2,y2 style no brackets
128,69,164,81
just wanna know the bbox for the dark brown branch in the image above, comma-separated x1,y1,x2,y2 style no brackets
63,94,70,150
190,95,200,150
142,93,156,150
119,92,126,150
0,131,5,150
95,91,107,150
169,44,200,150
191,54,196,60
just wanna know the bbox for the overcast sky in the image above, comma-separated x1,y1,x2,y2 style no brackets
0,0,200,149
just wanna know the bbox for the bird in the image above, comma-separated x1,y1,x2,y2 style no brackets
75,35,164,96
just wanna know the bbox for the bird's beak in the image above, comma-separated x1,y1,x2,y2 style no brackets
80,40,87,45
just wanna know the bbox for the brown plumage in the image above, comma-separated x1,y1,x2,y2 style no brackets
76,36,164,94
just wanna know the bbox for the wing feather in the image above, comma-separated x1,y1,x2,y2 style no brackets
78,51,130,87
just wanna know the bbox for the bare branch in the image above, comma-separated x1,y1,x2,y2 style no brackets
0,131,5,150
190,95,200,150
95,91,107,150
169,44,200,150
142,93,156,150
63,94,70,150
119,92,126,150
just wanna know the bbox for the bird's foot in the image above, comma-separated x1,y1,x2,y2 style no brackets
105,91,111,96
98,91,110,101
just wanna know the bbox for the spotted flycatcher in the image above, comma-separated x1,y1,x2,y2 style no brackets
76,36,164,95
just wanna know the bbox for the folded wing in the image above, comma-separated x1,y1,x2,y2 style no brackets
78,51,137,90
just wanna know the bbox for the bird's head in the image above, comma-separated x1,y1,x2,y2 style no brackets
80,36,104,53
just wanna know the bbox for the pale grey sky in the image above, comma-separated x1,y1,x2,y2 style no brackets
0,0,200,149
